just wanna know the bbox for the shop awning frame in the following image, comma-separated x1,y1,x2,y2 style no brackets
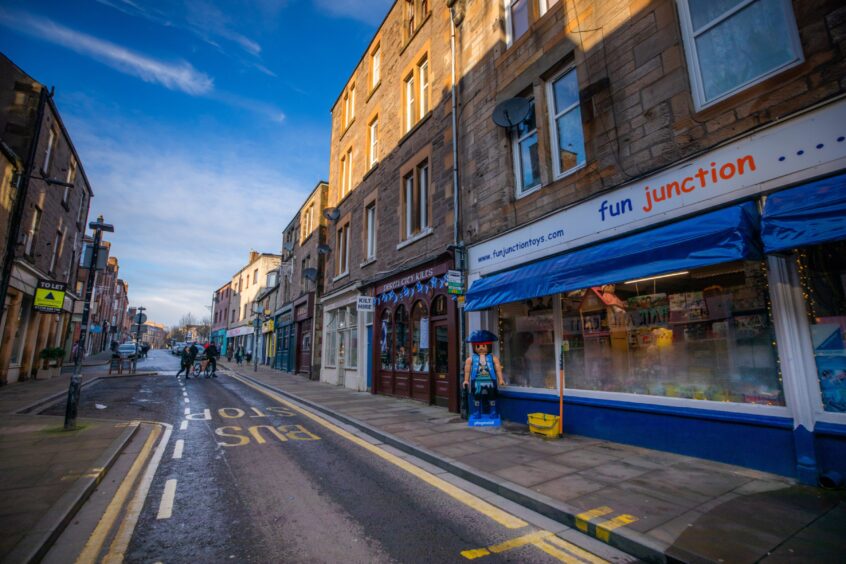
465,202,762,311
761,173,846,254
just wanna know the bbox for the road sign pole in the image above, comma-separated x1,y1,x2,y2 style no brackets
133,306,145,374
64,216,114,430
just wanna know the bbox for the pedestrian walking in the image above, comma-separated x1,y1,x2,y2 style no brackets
175,345,192,379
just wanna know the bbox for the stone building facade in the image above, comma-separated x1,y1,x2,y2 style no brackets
320,0,462,408
0,54,93,383
225,251,282,358
459,0,846,482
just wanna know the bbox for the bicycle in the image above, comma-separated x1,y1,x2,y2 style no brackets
192,359,213,378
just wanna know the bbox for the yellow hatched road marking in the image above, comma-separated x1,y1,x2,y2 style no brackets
533,539,581,563
463,531,608,563
461,548,491,559
231,374,527,530
76,423,157,564
461,531,550,559
575,506,613,532
595,514,637,542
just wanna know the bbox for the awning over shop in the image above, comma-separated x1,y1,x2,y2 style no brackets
465,203,761,311
761,173,846,254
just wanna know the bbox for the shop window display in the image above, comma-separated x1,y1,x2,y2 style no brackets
798,241,846,413
394,305,410,370
412,301,429,372
379,310,392,370
562,261,783,404
498,297,556,389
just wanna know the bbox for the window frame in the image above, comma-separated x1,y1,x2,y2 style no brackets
504,0,531,46
545,66,587,180
511,97,541,197
404,73,415,133
418,57,429,118
676,0,803,110
365,202,377,260
371,44,381,90
368,116,379,168
336,220,350,277
43,126,57,172
400,152,432,242
63,156,77,204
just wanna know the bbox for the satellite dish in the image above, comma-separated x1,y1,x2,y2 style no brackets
492,97,531,128
323,207,340,221
283,241,294,252
318,244,332,255
303,268,318,281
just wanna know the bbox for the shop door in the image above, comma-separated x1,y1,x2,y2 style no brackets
297,319,312,374
433,322,450,406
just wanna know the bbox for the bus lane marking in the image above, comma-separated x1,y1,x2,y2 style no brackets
157,479,177,519
173,439,184,459
228,373,527,530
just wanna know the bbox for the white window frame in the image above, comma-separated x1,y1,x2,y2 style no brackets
418,58,429,117
677,0,803,110
345,147,353,196
512,98,541,197
405,74,415,132
49,230,61,273
418,162,428,232
25,207,41,256
369,118,379,168
504,0,530,46
545,67,586,180
336,222,350,276
539,0,560,14
371,46,381,89
365,203,377,260
63,157,77,204
349,84,355,122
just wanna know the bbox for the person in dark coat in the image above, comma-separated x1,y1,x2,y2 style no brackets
176,345,192,379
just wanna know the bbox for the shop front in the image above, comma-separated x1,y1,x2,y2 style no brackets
262,318,275,365
294,293,315,377
465,99,846,483
274,305,295,372
372,256,459,411
211,328,227,355
320,286,367,389
226,325,254,359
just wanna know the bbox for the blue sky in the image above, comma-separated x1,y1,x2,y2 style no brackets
0,0,391,326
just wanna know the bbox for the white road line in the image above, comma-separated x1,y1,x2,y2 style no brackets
184,407,190,415
157,479,177,519
184,398,189,403
179,420,188,431
173,439,184,459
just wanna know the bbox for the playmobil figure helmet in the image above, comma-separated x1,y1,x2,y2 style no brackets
466,330,498,344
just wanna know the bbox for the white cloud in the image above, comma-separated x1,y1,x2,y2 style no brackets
0,9,214,95
67,116,310,326
313,0,393,26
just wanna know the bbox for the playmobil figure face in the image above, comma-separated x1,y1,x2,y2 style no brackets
473,342,490,355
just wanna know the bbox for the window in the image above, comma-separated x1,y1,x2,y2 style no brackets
405,74,415,133
326,311,337,366
678,0,803,109
411,301,429,371
404,56,431,132
64,157,77,204
25,207,42,256
547,68,586,178
337,304,358,369
405,0,416,39
512,99,540,195
49,231,61,273
301,203,314,242
418,57,429,117
343,84,355,128
371,44,381,89
506,0,530,44
336,221,350,275
540,0,560,11
365,203,377,260
394,305,410,370
43,126,57,172
797,241,846,413
254,268,259,286
380,309,392,369
402,158,430,240
339,147,354,199
368,117,379,168
77,191,86,224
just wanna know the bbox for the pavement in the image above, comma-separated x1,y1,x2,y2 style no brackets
224,360,846,564
0,354,160,563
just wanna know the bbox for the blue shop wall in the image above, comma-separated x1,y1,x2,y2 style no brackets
500,391,798,478
814,423,846,479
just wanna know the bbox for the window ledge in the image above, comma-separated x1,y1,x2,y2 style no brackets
398,111,432,148
550,162,587,184
515,183,542,200
333,271,349,283
399,12,432,56
367,81,381,102
396,227,433,250
362,162,379,181
360,257,377,268
340,117,356,140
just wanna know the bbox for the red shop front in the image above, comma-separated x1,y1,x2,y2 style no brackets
371,257,459,411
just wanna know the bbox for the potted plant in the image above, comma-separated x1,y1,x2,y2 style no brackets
37,347,65,379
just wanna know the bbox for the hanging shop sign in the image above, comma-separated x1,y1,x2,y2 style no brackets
33,280,67,313
447,270,464,295
262,319,275,333
357,296,376,312
227,326,254,338
468,99,846,275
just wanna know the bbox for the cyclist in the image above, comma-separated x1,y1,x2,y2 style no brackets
204,341,219,377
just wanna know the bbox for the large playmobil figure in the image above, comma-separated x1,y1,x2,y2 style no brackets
463,330,506,427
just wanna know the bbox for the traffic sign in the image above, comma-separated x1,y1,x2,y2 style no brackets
133,312,148,324
446,270,464,295
34,280,67,313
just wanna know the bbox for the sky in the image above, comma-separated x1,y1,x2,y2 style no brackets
0,0,392,327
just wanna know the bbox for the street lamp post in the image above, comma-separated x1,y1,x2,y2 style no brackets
64,215,114,430
252,305,271,373
133,305,146,373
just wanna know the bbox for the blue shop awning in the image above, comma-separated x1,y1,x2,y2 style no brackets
761,173,846,254
465,203,761,311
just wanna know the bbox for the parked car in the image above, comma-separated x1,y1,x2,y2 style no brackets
116,343,138,360
171,342,186,355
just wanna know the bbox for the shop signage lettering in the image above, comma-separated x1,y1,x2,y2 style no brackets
279,312,294,325
469,100,846,275
34,280,67,313
357,296,376,312
381,268,434,293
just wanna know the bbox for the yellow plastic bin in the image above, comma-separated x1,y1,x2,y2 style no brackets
528,412,560,438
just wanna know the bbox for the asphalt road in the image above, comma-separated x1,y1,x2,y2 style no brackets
43,350,610,563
